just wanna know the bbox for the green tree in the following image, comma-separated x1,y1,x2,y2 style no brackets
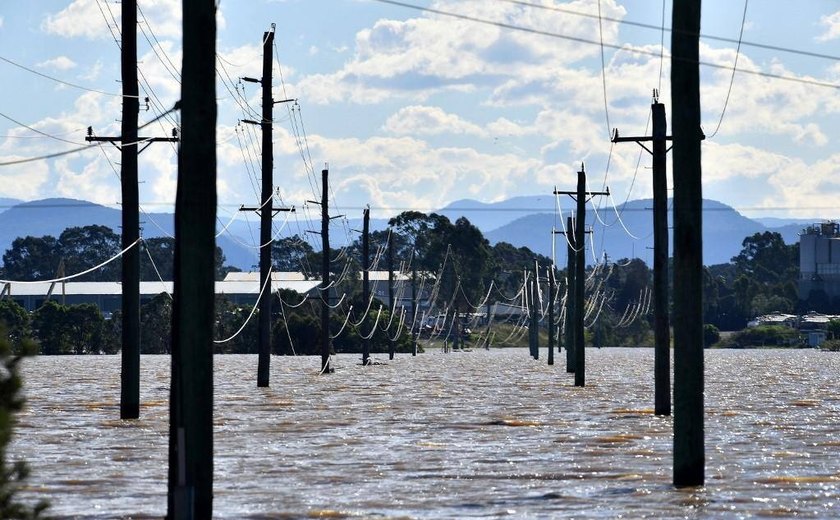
1,236,60,281
0,301,29,344
140,294,172,354
32,301,107,355
64,304,105,354
31,301,70,355
58,225,121,282
271,235,315,274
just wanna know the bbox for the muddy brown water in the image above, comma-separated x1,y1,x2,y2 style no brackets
11,348,840,518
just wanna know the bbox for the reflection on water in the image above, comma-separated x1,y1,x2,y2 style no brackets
12,348,840,518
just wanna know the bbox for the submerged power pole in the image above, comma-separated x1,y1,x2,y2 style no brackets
411,248,418,356
240,26,294,387
555,165,608,387
362,207,371,366
387,230,396,360
547,266,555,366
307,168,341,374
86,0,177,420
167,0,216,516
320,169,332,373
612,93,673,416
564,217,576,373
672,0,705,488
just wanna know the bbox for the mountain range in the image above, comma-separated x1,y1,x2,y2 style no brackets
0,196,824,271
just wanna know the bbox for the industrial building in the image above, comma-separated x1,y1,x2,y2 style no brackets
799,221,840,302
0,272,321,314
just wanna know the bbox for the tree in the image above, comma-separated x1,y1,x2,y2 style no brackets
58,225,121,282
32,301,108,355
140,237,175,281
0,301,30,344
271,235,315,274
31,301,70,355
1,236,60,281
732,231,796,285
140,294,172,354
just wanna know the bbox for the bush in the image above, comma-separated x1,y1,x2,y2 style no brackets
820,339,840,352
703,324,720,347
727,325,801,348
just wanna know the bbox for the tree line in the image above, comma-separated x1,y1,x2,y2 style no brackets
0,218,812,355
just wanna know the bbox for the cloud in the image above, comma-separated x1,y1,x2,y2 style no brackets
296,0,627,105
42,0,111,39
42,0,186,39
817,10,840,42
37,56,77,71
383,105,487,136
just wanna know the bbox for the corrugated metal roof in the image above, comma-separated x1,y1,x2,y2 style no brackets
0,280,321,296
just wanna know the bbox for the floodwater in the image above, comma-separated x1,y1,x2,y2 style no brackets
12,348,840,519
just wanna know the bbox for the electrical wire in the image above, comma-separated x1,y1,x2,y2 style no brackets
367,0,840,90
708,0,749,139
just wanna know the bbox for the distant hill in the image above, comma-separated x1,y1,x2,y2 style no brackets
482,198,796,267
0,198,22,214
0,196,817,271
0,198,258,270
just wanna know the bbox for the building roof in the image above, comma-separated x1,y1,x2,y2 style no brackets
0,279,321,297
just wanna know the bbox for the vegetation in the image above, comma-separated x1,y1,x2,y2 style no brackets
0,218,820,353
0,225,237,282
723,325,801,349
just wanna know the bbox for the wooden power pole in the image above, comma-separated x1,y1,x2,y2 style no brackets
239,26,294,387
362,207,371,366
307,168,339,374
672,0,705,487
411,248,418,356
119,0,141,421
555,166,607,386
564,216,576,373
612,94,673,416
547,266,555,366
387,229,396,360
168,0,216,516
86,0,177,420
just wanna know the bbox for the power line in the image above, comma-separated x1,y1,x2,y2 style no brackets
495,0,840,63
0,54,123,96
0,111,85,145
368,0,840,90
0,143,98,167
596,0,611,139
708,0,749,139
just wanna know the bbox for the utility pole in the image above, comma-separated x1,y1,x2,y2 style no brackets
320,169,332,374
555,165,608,387
485,299,492,350
547,266,555,366
529,271,538,359
387,229,396,360
411,248,418,356
612,92,673,416
239,26,295,387
362,207,371,366
563,217,576,373
307,168,341,374
672,0,705,488
167,0,215,516
85,0,178,420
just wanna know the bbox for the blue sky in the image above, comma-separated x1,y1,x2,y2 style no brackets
1,0,839,230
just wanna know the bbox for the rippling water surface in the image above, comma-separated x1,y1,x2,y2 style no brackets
12,348,840,518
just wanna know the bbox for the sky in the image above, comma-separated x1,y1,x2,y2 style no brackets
0,0,839,235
